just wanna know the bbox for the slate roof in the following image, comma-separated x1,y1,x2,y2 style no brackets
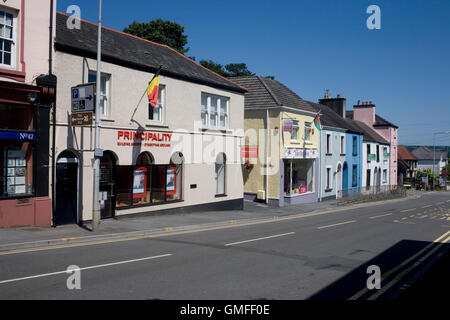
398,146,417,161
230,76,316,113
346,111,399,129
307,102,363,134
352,120,390,144
411,146,447,160
55,12,246,94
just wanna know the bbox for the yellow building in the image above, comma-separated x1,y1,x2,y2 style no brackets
232,76,320,206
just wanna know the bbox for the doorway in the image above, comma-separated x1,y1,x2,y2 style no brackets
100,151,117,219
336,163,343,199
55,151,79,226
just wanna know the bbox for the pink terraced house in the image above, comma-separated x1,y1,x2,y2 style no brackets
347,101,399,186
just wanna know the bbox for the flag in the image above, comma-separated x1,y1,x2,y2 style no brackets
313,112,322,131
147,68,161,108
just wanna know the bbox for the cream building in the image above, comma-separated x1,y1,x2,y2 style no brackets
52,13,246,225
232,76,320,206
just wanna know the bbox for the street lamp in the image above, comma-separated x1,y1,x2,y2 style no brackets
433,131,450,190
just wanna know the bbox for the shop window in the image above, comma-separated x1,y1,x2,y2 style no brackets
168,152,183,202
284,159,314,196
0,104,34,131
0,141,33,198
215,153,226,196
116,166,133,208
148,85,165,123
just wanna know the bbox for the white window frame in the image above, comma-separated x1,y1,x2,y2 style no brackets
0,8,17,69
383,169,388,184
148,85,165,123
304,122,312,142
88,71,111,119
326,166,332,190
340,135,345,155
201,93,229,129
326,133,332,154
215,155,226,196
291,120,299,141
383,146,388,163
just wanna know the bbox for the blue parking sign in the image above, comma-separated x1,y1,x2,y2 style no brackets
72,88,79,99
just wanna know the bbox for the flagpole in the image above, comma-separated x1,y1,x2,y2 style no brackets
130,65,163,121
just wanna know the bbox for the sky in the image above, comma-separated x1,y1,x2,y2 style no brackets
56,0,450,146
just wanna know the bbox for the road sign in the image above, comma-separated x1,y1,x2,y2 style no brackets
71,83,95,113
71,112,93,126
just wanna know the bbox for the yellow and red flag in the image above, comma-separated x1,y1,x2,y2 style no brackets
147,68,161,108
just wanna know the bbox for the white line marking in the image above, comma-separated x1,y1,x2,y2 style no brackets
401,209,416,213
369,213,393,220
224,232,295,247
422,205,433,209
0,254,172,285
317,220,357,230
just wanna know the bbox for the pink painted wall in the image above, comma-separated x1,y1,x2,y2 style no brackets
353,106,375,127
0,0,52,83
0,197,52,228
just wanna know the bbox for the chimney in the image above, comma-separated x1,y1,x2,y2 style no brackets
353,99,376,126
318,94,347,119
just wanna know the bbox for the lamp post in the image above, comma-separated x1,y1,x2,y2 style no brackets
92,0,103,230
433,131,450,190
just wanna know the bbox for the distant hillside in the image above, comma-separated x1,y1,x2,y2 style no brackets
405,146,450,158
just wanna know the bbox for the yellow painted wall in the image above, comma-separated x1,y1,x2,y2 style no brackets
281,111,319,155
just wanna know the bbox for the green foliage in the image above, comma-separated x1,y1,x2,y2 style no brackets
123,19,189,54
199,60,255,77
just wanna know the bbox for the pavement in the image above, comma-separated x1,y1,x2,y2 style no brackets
0,190,423,252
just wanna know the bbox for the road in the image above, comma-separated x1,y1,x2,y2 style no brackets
0,192,449,300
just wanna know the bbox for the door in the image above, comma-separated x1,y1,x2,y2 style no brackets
336,164,342,199
100,152,116,219
343,163,349,192
55,153,79,226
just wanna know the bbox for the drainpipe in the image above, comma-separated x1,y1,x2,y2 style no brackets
265,108,269,205
49,0,56,227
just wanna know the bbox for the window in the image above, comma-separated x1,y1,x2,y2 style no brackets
376,145,380,163
353,137,358,156
0,142,34,198
284,159,315,195
383,147,388,163
326,167,332,190
215,153,226,196
383,169,388,183
340,136,345,154
304,122,312,142
352,165,358,187
0,104,34,131
326,134,331,154
291,121,299,141
0,10,15,68
367,145,371,162
149,86,165,123
201,93,229,129
366,169,371,187
88,72,110,118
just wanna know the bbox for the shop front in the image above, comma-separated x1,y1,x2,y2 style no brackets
282,148,319,205
0,81,52,228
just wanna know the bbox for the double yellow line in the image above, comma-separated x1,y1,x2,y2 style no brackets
349,230,450,300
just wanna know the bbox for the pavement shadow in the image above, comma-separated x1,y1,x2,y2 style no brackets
308,239,450,300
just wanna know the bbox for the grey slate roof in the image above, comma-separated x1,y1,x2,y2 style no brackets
55,12,246,94
352,121,390,144
230,76,316,113
346,111,399,129
411,146,447,160
307,102,363,134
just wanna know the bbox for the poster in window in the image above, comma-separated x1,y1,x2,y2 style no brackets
15,185,26,194
166,166,177,195
16,160,27,167
15,176,26,185
7,168,15,177
7,185,15,194
15,168,26,177
7,177,15,187
133,167,147,198
7,159,16,167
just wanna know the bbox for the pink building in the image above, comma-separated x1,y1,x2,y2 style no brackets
0,0,56,228
348,101,399,186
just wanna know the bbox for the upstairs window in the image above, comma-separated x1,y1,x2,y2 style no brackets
148,85,165,123
0,10,15,68
304,122,312,142
291,121,299,141
353,137,358,156
201,93,229,129
326,134,332,154
340,136,345,154
88,72,111,118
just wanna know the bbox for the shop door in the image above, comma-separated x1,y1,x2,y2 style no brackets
55,160,78,226
100,152,116,219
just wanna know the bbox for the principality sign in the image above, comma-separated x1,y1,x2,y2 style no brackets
71,112,93,126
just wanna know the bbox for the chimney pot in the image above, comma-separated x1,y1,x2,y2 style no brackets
357,100,360,105
369,101,373,105
337,94,341,99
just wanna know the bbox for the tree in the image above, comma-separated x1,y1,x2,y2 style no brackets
123,19,189,54
199,60,255,77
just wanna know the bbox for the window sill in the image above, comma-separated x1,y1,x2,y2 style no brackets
326,153,333,156
200,128,231,134
215,194,228,198
101,118,115,123
145,122,169,129
340,154,346,156
325,188,333,193
290,141,302,145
